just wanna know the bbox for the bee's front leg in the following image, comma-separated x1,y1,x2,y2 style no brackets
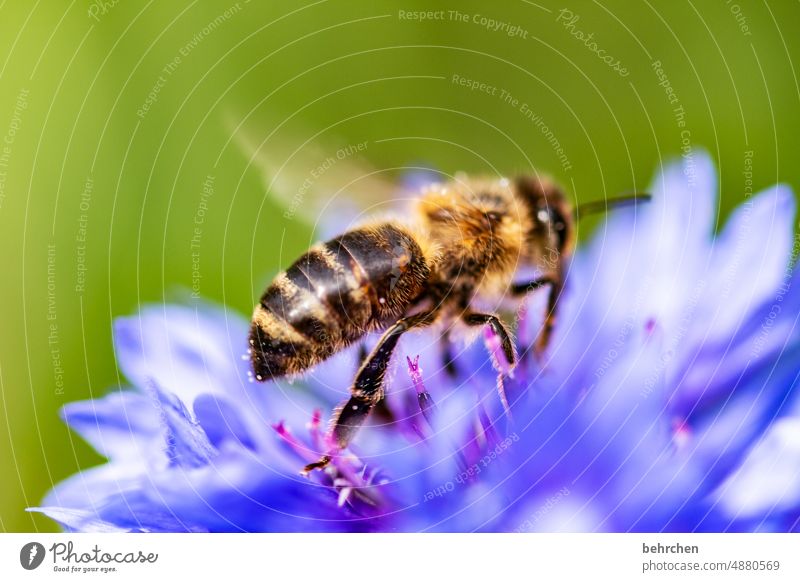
511,275,563,357
463,312,516,414
464,313,516,369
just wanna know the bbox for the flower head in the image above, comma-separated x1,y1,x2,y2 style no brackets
32,151,800,532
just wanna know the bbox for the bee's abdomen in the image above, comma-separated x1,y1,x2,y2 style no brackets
250,223,429,380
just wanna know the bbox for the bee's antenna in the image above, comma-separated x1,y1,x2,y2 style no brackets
574,192,651,220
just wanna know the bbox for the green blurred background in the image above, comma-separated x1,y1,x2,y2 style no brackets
1,0,798,532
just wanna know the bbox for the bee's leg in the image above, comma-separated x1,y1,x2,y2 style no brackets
511,276,562,355
372,395,395,424
302,310,436,474
441,329,459,377
464,313,516,368
362,341,394,424
510,276,556,296
464,313,516,414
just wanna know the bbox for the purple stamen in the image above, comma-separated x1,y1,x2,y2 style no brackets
406,355,436,427
272,421,317,464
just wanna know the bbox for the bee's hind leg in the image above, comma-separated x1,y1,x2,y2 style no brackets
302,310,436,474
357,342,395,424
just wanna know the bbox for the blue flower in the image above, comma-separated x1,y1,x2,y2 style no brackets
31,151,800,532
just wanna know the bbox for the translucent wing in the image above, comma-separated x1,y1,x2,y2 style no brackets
231,117,433,235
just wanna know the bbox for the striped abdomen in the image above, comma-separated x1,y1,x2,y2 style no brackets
250,223,430,380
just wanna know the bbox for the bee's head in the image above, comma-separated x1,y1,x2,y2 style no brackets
515,175,575,260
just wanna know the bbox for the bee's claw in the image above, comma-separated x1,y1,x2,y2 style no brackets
301,455,332,476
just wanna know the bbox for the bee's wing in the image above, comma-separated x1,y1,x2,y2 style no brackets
232,120,430,233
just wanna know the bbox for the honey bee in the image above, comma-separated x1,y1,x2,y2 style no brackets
248,169,649,473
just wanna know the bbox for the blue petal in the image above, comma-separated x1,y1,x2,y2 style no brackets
713,416,800,520
147,384,217,468
110,304,335,444
27,507,130,533
193,394,255,450
40,462,143,511
60,391,161,461
648,150,717,250
671,266,800,418
148,449,375,532
691,185,796,345
88,490,209,532
33,489,204,532
564,153,717,376
113,304,250,405
504,491,607,532
686,343,800,494
42,489,209,532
